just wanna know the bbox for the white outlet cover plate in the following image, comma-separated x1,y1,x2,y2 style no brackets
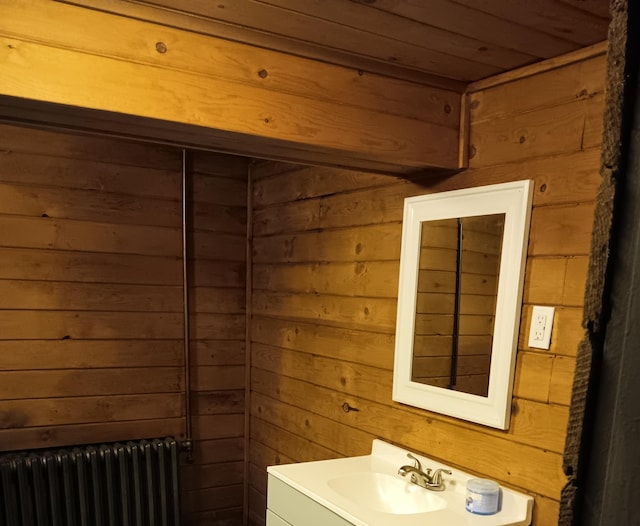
528,305,555,350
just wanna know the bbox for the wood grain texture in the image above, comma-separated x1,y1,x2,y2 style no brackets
0,340,184,370
0,418,187,452
469,54,607,122
0,124,248,525
453,0,609,45
253,261,399,298
0,97,428,176
248,53,605,526
45,0,465,113
469,95,604,167
243,0,525,74
252,165,402,206
350,0,590,59
0,247,182,285
0,151,180,198
80,0,609,85
183,150,247,524
466,41,607,93
0,0,462,170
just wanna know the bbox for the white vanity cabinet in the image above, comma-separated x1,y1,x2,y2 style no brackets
267,474,353,526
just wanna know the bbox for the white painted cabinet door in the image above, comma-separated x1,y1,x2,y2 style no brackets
267,475,353,526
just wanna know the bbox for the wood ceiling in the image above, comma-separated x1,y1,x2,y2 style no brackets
66,0,611,88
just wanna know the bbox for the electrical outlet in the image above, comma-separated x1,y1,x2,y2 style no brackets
528,306,555,350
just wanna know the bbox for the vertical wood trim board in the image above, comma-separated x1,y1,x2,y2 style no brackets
243,162,256,525
0,124,248,526
183,150,248,525
248,54,607,526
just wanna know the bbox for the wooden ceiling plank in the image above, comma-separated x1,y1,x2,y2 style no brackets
467,41,607,93
62,0,466,91
136,0,500,80
15,0,461,127
554,0,611,20
255,0,538,71
0,1,461,170
453,0,610,46
354,0,581,59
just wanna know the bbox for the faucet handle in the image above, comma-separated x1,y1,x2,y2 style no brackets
429,468,452,487
406,453,422,472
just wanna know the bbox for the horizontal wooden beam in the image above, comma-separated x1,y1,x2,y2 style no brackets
0,98,424,175
0,0,461,171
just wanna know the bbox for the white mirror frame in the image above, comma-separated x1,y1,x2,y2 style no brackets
392,180,533,429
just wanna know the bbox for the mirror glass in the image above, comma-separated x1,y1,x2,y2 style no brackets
392,181,532,429
411,214,505,397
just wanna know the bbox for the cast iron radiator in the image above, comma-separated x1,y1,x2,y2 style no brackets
0,438,180,526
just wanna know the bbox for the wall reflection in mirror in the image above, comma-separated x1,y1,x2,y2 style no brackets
393,181,532,429
411,214,505,397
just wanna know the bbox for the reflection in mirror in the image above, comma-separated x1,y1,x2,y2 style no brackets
392,180,533,429
411,215,505,397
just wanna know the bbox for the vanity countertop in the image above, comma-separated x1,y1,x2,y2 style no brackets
267,440,533,526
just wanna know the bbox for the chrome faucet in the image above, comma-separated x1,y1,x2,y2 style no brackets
398,453,452,491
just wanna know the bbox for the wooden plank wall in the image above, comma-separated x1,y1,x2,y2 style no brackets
411,215,501,395
248,52,606,526
0,125,186,447
182,151,248,525
456,214,503,396
0,124,248,525
412,219,457,386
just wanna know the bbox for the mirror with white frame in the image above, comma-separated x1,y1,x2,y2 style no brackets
392,181,533,429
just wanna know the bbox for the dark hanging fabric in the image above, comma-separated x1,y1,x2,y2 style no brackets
559,1,635,524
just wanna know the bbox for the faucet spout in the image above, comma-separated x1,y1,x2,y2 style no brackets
398,465,430,488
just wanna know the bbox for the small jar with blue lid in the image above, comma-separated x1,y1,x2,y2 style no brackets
465,478,500,515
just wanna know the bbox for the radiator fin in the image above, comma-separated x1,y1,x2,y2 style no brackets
0,438,180,526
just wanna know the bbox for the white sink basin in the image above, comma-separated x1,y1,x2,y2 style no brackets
267,440,533,526
327,472,446,514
